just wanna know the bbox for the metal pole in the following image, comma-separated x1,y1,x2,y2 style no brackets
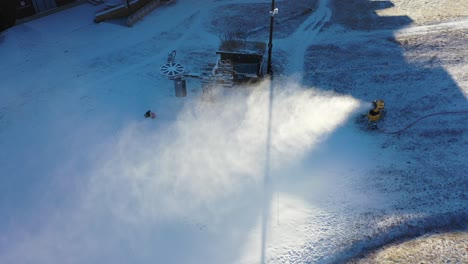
261,4,277,263
267,0,276,78
126,0,130,9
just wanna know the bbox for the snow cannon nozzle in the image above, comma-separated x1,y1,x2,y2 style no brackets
366,99,385,129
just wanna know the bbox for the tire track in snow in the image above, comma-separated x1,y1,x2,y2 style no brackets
259,1,332,262
277,0,331,79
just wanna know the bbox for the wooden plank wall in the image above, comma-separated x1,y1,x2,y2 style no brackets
126,0,160,26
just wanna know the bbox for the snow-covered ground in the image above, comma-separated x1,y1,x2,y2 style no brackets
0,0,466,263
349,231,468,263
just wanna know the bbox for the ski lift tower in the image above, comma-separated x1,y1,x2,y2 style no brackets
160,50,187,97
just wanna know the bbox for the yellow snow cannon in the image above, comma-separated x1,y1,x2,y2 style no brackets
367,100,385,128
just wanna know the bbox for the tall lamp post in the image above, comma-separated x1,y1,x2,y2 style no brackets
267,0,278,79
261,3,278,264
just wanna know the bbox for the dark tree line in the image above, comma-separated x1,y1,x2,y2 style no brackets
0,0,17,31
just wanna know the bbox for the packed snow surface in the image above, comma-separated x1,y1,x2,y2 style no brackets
0,0,467,263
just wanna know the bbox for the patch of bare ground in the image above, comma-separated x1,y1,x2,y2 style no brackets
397,28,468,97
348,231,468,264
329,0,468,30
208,0,318,39
329,0,413,30
377,0,468,26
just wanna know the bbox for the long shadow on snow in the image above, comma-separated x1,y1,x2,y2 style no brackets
298,0,467,262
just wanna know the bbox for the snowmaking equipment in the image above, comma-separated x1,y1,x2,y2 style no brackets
160,50,187,97
366,99,385,129
358,99,468,134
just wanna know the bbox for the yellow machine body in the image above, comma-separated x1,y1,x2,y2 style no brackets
367,100,385,123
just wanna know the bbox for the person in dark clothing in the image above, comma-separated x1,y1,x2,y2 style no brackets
144,110,156,119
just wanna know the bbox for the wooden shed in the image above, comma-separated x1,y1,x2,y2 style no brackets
216,41,267,82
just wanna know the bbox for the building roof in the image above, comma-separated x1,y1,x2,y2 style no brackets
217,41,267,56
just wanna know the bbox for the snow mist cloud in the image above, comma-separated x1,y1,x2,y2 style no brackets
84,80,360,224
1,80,361,264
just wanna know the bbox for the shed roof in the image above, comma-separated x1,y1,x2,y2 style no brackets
217,41,267,56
